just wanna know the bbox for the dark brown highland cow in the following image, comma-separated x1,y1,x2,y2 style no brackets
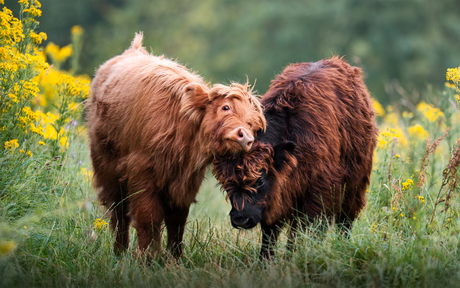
87,33,265,258
213,57,378,259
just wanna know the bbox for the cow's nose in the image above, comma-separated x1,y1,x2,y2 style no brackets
231,216,251,229
234,128,254,152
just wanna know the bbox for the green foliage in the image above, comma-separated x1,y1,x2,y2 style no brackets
9,0,459,105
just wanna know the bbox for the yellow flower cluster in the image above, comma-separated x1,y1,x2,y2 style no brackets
23,2,42,18
0,241,16,256
407,124,429,140
94,218,108,230
33,69,90,107
29,122,44,136
60,74,91,99
17,106,40,131
402,111,413,119
446,67,459,90
372,99,385,117
0,48,48,79
0,6,24,45
402,178,414,190
29,31,47,44
378,128,408,148
4,139,19,150
46,42,73,64
416,101,444,122
417,195,425,204
8,93,18,103
71,25,83,36
81,167,93,175
1,0,90,159
18,149,33,157
34,110,68,147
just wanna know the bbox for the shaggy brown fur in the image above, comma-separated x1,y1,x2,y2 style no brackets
213,56,378,259
86,33,265,258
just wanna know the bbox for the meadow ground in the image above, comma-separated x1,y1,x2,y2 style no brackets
2,1,460,287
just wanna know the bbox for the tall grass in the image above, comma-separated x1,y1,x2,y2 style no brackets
1,1,460,287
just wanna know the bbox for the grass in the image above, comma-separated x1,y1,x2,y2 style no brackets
1,122,460,288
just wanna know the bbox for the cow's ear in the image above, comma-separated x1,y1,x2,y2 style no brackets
272,141,297,171
180,83,210,124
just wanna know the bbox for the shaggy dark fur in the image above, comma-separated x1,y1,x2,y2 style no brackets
213,57,378,259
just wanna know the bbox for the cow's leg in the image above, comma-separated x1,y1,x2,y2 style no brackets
98,177,131,254
110,187,131,254
260,221,282,260
132,193,164,258
164,204,190,258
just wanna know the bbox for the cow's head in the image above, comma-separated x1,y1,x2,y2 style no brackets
201,83,266,155
213,141,296,229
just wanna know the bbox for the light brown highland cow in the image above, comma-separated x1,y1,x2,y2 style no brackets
87,33,265,258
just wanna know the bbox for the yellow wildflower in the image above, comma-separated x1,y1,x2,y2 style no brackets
377,138,387,148
446,67,460,83
416,101,444,122
27,150,32,157
44,124,57,140
400,214,404,217
378,127,407,148
46,42,72,63
0,241,16,256
59,135,68,148
94,218,108,230
29,31,46,44
8,93,18,103
23,5,41,17
29,123,44,136
402,111,413,119
372,99,385,116
408,124,429,140
4,139,19,149
81,167,93,177
417,196,425,203
402,178,414,190
38,141,45,145
445,82,456,89
71,25,83,36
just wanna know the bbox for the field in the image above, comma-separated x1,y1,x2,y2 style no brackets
1,1,460,287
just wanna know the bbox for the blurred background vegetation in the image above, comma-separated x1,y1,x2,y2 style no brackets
5,0,460,105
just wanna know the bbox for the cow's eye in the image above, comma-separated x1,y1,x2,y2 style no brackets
222,105,230,111
256,178,266,189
